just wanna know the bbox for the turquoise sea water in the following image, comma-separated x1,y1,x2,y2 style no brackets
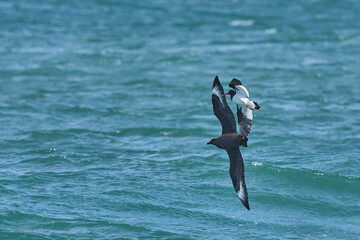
1,0,360,239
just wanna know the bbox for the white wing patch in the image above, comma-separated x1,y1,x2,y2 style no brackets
212,85,225,107
237,180,247,202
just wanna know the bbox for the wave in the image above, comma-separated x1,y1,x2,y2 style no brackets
249,161,359,182
0,209,193,239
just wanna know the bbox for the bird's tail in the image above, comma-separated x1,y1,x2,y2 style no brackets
253,101,260,110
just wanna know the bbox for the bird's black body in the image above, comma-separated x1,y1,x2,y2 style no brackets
208,76,250,210
207,133,244,150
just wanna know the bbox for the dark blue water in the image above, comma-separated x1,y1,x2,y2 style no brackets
1,0,360,239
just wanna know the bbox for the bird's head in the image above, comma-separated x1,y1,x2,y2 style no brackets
222,90,236,99
207,138,216,145
229,78,242,90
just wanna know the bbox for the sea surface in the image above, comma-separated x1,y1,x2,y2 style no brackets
1,0,360,239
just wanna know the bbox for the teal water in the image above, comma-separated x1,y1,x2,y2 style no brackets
1,0,360,239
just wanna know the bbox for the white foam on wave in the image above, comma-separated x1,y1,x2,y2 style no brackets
230,20,254,27
252,162,263,166
302,58,327,66
265,28,277,34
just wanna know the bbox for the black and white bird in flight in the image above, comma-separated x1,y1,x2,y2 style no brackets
223,78,260,144
207,76,252,210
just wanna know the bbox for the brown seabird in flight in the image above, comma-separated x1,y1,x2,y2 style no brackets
207,76,253,210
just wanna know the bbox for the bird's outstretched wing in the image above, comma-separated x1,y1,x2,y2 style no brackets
212,76,237,135
236,105,252,145
226,148,250,210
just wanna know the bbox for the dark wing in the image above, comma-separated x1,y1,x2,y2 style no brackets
237,105,252,144
226,148,250,210
212,76,237,135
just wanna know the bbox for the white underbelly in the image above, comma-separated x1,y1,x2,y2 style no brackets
232,95,254,120
233,94,248,106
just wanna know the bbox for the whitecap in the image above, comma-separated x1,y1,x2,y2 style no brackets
265,28,277,34
302,58,327,66
230,20,254,27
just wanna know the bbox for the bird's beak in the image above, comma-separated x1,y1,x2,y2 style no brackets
222,92,230,96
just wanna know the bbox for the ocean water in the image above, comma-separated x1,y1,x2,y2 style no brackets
1,0,360,239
